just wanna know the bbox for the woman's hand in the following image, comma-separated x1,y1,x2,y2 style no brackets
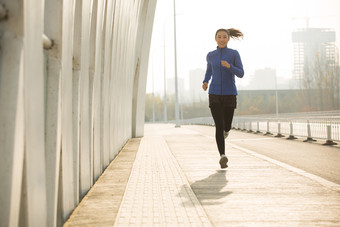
221,60,230,68
202,82,208,91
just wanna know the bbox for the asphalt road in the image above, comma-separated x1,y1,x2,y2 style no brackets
185,124,340,185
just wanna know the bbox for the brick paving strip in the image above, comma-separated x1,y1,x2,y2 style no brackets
114,135,212,227
64,138,141,226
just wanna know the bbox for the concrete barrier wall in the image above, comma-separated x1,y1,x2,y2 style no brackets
0,0,157,226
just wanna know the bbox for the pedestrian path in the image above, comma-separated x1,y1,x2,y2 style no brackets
114,136,212,226
64,124,340,226
146,124,340,226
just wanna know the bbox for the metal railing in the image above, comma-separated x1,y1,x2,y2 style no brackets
232,116,340,145
172,111,340,145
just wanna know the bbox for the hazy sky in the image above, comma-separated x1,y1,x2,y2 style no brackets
146,0,340,93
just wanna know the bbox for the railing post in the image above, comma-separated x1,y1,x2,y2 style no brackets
264,120,272,135
248,121,253,133
255,121,260,134
242,121,246,131
287,121,297,140
275,121,284,137
303,120,316,142
323,125,337,145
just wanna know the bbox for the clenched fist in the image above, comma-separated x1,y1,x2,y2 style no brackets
221,60,230,68
202,82,208,91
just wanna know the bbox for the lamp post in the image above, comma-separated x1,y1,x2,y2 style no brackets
152,53,156,123
151,47,163,123
163,18,168,122
173,0,180,127
163,13,183,123
275,74,279,118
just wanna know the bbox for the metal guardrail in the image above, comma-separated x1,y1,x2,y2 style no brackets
170,112,340,145
232,117,340,145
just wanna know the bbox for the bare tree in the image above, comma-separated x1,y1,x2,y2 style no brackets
302,45,340,111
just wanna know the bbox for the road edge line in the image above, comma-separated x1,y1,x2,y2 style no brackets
228,142,340,192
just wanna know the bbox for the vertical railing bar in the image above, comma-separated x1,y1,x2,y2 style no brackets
264,120,272,135
323,125,337,145
275,121,284,137
287,121,297,140
304,119,316,142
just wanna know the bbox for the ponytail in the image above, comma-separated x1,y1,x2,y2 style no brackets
227,28,244,39
215,28,244,40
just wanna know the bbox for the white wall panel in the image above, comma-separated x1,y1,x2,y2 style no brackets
102,0,114,168
88,0,97,187
92,0,105,184
133,0,157,137
0,0,24,225
78,0,93,205
60,0,76,220
0,0,157,225
72,0,82,208
8,49,25,227
44,0,63,225
23,0,47,226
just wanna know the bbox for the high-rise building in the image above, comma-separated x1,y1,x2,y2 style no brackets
292,28,338,86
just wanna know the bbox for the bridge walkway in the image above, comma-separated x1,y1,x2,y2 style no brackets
64,124,340,226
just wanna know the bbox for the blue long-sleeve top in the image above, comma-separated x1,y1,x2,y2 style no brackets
203,46,244,95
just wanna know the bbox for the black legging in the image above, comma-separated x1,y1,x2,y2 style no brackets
210,104,235,155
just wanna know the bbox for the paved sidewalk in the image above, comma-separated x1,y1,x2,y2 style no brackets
114,136,211,226
65,124,340,226
162,124,340,226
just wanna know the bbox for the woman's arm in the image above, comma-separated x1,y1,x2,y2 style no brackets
229,51,244,78
221,51,244,78
203,54,212,84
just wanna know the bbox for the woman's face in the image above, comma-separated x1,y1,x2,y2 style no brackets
215,31,229,48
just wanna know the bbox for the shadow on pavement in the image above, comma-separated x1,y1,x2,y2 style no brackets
178,170,232,206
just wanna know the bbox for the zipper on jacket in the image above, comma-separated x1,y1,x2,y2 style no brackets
220,48,222,95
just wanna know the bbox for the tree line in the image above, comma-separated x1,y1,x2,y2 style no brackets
145,58,339,122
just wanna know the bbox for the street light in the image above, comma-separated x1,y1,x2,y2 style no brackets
163,17,169,122
173,0,180,128
151,47,163,123
275,74,279,118
152,53,156,123
163,12,183,123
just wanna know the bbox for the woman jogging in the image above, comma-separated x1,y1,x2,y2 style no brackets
202,28,244,168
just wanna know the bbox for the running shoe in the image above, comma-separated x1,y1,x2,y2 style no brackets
219,154,228,168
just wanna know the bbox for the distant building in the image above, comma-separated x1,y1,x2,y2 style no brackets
292,27,339,86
